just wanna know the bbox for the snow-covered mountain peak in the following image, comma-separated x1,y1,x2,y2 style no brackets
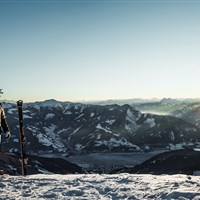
160,98,179,105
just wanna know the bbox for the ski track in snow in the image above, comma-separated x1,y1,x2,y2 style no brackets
0,174,200,200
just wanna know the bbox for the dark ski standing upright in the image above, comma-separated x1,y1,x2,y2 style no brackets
17,100,27,176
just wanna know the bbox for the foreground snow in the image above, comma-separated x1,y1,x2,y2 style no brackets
1,174,200,200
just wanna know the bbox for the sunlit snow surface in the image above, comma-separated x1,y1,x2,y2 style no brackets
1,174,200,199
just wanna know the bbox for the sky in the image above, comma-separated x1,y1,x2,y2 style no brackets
1,0,200,102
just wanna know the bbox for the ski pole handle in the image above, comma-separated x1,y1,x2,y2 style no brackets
17,100,23,108
17,100,23,128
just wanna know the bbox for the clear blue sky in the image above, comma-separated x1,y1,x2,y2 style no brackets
1,0,200,102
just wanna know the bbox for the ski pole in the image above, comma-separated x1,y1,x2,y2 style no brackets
17,100,27,176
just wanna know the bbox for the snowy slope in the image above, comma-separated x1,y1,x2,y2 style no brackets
0,174,200,200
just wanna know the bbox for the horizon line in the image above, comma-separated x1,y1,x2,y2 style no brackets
1,97,200,104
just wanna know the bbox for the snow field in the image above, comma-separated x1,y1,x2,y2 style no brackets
0,174,200,200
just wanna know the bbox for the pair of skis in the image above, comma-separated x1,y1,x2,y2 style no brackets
17,100,27,176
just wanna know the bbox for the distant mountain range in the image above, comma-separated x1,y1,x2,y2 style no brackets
80,98,160,105
133,98,200,128
80,98,200,106
1,98,200,156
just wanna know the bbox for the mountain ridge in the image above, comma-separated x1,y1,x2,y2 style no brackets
1,99,200,156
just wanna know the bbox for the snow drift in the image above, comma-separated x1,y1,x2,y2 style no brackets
0,174,200,200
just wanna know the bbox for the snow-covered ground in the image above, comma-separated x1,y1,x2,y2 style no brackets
1,173,200,200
